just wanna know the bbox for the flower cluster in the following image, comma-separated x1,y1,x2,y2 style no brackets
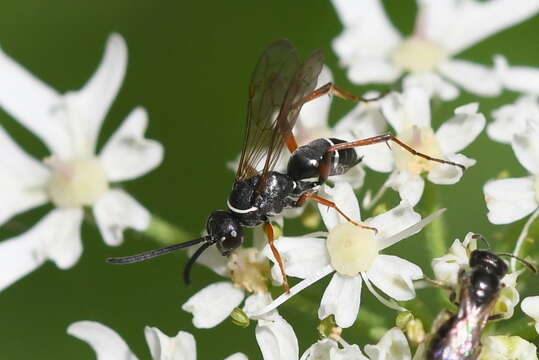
2,0,539,359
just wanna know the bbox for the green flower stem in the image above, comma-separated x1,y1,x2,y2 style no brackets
145,216,194,246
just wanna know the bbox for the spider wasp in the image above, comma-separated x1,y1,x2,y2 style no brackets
426,235,536,360
107,39,465,292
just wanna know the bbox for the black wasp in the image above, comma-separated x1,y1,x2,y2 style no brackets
427,236,536,360
107,40,465,291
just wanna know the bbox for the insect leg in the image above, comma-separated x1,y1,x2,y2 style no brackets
318,133,466,184
296,193,377,233
300,82,387,104
264,222,290,293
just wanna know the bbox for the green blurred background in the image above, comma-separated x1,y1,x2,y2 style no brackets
0,1,538,358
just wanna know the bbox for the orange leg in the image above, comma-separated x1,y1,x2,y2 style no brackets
264,222,290,293
301,82,388,105
297,193,377,233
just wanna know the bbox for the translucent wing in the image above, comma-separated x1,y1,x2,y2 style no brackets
236,40,300,180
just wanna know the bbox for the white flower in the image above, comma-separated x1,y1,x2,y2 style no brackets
364,327,411,360
521,296,539,334
332,0,539,100
484,120,539,224
380,87,482,206
67,320,247,360
432,233,522,319
478,335,538,360
0,34,163,291
249,181,443,327
301,338,367,360
488,94,539,144
494,55,539,95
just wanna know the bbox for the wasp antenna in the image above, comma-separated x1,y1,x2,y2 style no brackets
471,233,491,249
497,253,537,273
183,242,212,285
106,237,209,265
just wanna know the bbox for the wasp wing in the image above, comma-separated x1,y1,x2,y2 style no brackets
236,40,300,181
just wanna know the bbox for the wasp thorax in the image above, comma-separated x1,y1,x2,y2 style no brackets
327,222,378,276
228,248,269,293
391,37,446,73
394,125,443,175
46,156,109,208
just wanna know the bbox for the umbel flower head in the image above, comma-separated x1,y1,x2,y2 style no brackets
250,182,443,328
331,0,539,100
0,34,163,291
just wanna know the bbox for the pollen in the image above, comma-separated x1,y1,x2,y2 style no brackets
393,125,443,175
46,156,109,208
391,37,446,73
228,248,269,293
327,222,378,276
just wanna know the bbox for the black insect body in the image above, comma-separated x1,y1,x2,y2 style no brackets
107,39,465,291
426,249,526,360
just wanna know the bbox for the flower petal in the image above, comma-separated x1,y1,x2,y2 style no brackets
367,202,421,248
244,292,279,321
0,125,50,225
181,281,244,328
225,354,249,360
436,103,486,154
438,59,502,97
364,327,411,360
93,189,150,246
403,73,459,101
144,327,196,360
387,171,425,207
297,65,333,130
100,106,164,182
488,95,539,144
256,315,299,360
494,55,539,95
300,339,339,360
318,182,361,230
484,177,537,224
0,44,68,156
64,34,127,154
366,255,422,301
512,122,539,174
346,61,402,85
521,296,539,322
67,321,138,360
318,272,362,328
381,87,432,132
427,153,475,185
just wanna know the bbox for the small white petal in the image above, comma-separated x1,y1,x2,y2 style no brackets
331,345,368,360
346,61,402,85
522,296,539,322
225,354,248,360
437,0,539,55
318,183,361,230
0,125,50,225
381,88,431,132
484,177,537,224
318,272,362,328
488,95,539,144
144,327,196,360
264,236,329,280
367,202,421,247
387,171,425,207
300,339,339,360
438,60,502,97
182,282,244,328
256,316,299,360
364,327,411,360
298,65,333,130
377,208,445,251
93,189,150,246
67,321,138,360
0,44,69,157
366,255,422,301
427,153,475,185
188,242,230,277
244,293,279,321
436,103,485,154
100,107,164,182
64,33,127,154
494,55,539,95
403,73,459,101
512,123,539,174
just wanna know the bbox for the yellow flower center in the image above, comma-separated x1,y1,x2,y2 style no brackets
391,37,446,73
228,248,269,293
47,156,109,208
393,125,443,175
327,223,378,276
